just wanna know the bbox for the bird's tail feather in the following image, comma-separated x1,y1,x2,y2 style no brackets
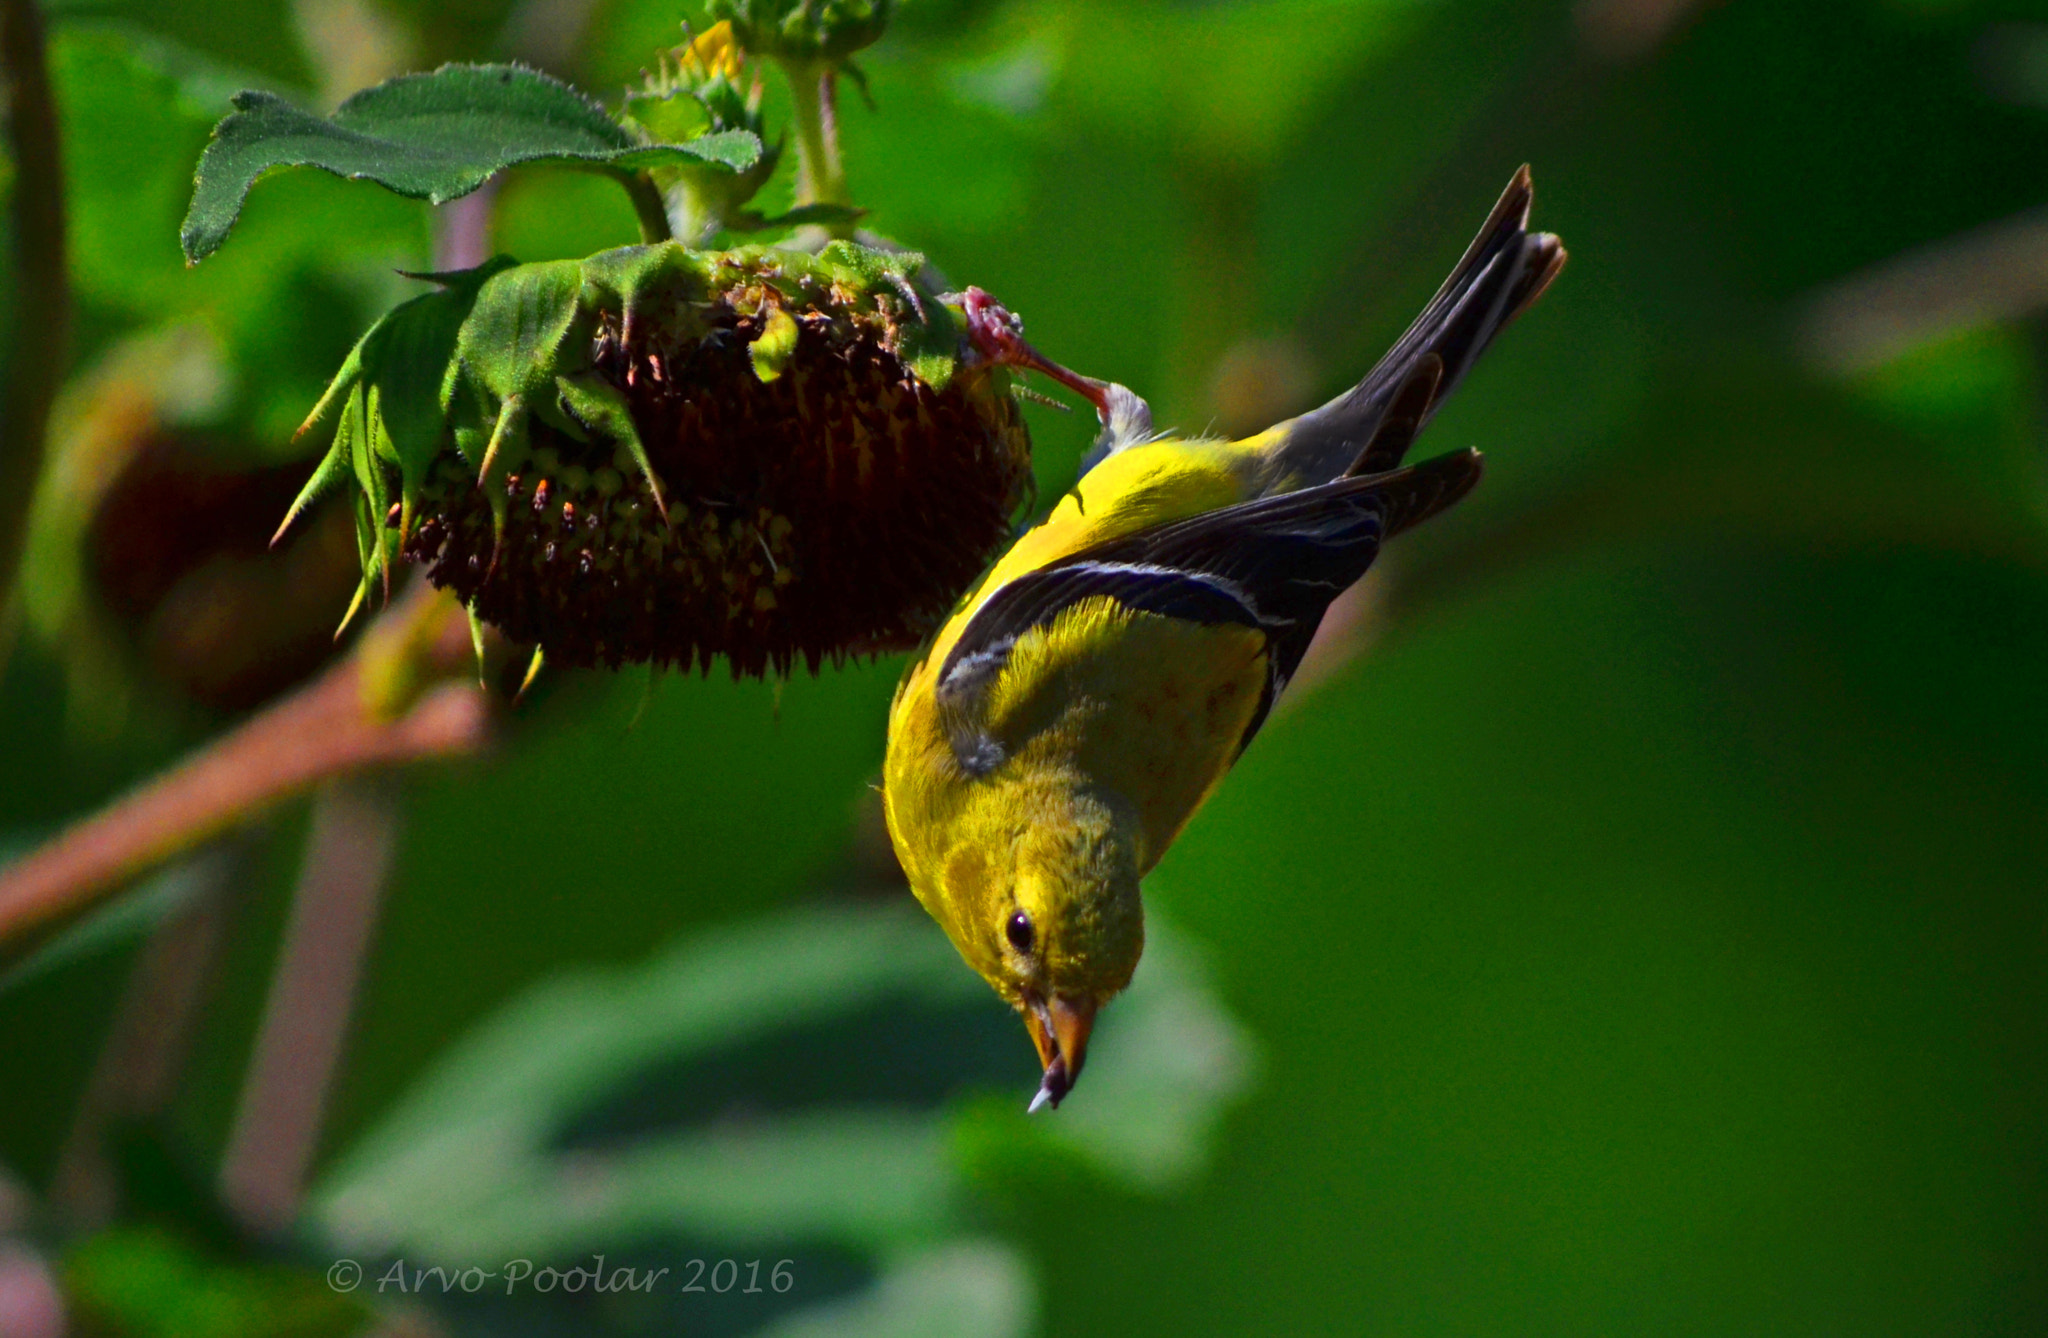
1273,167,1565,487
1369,445,1486,540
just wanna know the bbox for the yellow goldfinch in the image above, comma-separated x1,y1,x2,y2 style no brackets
884,169,1565,1111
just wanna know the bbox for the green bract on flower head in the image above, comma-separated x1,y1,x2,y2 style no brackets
280,241,1035,678
707,0,892,65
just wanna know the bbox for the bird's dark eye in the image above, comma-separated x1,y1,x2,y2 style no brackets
1005,910,1035,954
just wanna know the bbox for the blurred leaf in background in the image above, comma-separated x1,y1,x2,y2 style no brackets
3,0,2047,1334
309,901,1249,1334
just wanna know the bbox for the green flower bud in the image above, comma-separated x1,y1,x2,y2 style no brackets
706,0,892,65
620,22,782,242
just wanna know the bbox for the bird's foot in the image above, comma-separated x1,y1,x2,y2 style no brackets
959,288,1155,458
960,287,1112,419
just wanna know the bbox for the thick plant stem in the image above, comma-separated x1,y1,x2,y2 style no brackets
0,0,70,638
433,180,500,272
0,586,489,967
784,59,854,238
622,169,676,244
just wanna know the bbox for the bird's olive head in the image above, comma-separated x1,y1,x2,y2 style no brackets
936,791,1144,1112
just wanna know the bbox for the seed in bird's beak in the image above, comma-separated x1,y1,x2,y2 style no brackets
1027,1065,1065,1115
1022,993,1098,1113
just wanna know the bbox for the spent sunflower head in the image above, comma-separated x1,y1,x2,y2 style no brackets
281,241,1044,679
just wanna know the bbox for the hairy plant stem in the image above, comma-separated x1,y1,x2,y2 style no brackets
0,0,69,654
621,169,676,244
784,59,854,239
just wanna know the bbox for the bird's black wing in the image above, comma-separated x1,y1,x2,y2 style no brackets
936,448,1482,773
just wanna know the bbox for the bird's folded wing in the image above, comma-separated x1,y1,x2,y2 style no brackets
935,448,1482,773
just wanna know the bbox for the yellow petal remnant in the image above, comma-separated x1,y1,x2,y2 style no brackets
749,307,801,383
682,20,745,84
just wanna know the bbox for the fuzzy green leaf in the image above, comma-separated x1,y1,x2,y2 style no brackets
181,64,762,262
815,237,924,288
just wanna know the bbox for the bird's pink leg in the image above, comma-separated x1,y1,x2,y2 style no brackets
961,287,1115,422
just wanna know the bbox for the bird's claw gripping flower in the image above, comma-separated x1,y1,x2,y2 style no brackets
959,287,1157,463
278,240,1037,677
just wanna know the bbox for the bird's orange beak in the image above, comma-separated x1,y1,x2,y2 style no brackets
1023,993,1097,1113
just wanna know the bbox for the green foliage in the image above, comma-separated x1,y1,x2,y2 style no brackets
7,1,2048,1335
311,901,1243,1333
181,65,763,262
64,1226,368,1338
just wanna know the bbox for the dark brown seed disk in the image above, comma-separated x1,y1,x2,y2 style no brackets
404,300,1032,676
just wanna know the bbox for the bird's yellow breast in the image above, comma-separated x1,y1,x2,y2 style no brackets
996,596,1267,870
885,596,1267,890
884,435,1272,926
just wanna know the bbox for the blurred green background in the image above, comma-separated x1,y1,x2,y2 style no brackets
3,0,2046,1334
